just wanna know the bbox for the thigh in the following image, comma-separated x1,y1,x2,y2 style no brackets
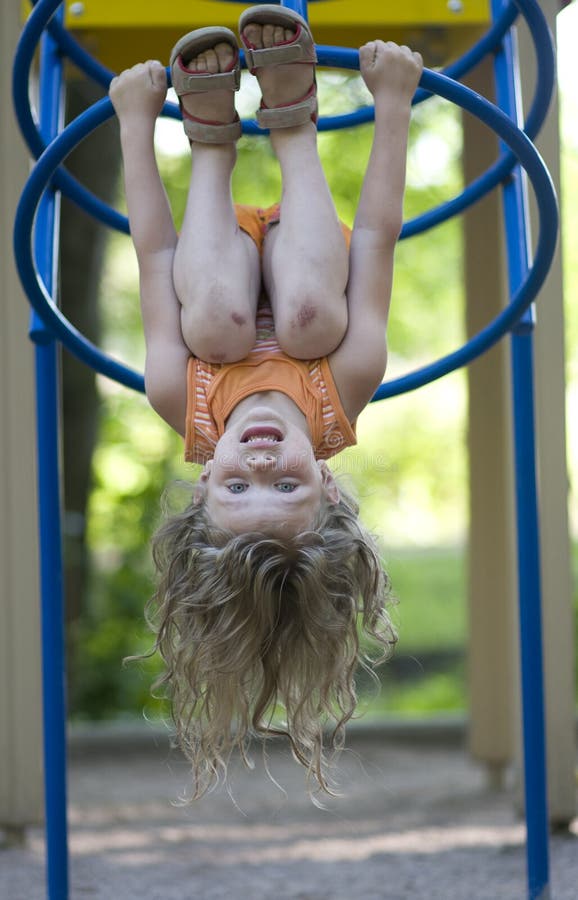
262,224,348,360
180,229,262,363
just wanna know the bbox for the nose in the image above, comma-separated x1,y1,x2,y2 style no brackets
245,452,277,471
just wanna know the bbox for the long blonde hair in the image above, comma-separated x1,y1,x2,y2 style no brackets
146,482,396,798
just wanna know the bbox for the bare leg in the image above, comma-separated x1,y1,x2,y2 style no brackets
172,43,260,363
265,126,349,358
244,24,349,360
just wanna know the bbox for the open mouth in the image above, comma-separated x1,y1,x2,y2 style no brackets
240,426,283,444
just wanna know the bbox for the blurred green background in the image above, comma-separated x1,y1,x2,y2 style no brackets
65,23,578,725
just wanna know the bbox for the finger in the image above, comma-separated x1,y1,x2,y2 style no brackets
360,40,379,64
147,60,167,88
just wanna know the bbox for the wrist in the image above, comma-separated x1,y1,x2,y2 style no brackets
373,95,413,126
118,111,158,133
372,88,413,110
118,117,158,149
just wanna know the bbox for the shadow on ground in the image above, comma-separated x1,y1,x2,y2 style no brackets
2,727,577,899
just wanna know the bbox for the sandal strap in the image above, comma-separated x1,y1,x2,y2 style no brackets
172,64,241,97
256,86,317,130
243,34,317,72
182,113,242,144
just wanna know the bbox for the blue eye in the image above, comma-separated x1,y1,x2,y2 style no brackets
276,483,297,493
228,483,247,494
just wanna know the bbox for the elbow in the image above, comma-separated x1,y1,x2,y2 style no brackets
375,203,403,243
373,342,388,391
383,215,403,244
144,367,186,436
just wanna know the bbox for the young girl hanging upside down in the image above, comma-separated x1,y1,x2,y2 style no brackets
109,4,423,798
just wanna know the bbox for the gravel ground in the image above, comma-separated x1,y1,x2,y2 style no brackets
2,727,577,900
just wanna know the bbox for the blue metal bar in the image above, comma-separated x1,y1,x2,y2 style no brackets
13,66,558,397
33,11,69,900
34,355,68,900
511,336,549,900
509,345,547,893
491,3,551,896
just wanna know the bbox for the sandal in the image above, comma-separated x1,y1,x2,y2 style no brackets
170,26,242,143
238,4,318,129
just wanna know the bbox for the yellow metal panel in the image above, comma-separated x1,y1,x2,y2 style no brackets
22,1,490,71
60,1,490,27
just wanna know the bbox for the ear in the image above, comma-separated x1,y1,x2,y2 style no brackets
318,461,340,505
193,460,212,505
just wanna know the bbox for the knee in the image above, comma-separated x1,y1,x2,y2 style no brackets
181,287,256,363
275,291,348,359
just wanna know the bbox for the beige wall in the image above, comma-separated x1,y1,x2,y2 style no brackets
463,57,518,778
0,3,44,827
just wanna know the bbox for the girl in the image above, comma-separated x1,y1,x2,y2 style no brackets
109,4,423,798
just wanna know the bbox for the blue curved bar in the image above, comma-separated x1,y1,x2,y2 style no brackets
15,0,67,160
16,0,553,241
14,68,557,398
240,0,554,248
15,0,128,232
373,79,557,399
403,0,555,238
44,14,115,91
14,104,143,389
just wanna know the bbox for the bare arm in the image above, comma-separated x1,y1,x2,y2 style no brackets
109,61,189,434
328,42,423,420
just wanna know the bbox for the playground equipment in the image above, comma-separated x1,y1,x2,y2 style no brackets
28,0,493,68
11,1,561,898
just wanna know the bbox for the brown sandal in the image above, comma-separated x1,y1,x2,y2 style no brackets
238,4,318,129
170,27,242,143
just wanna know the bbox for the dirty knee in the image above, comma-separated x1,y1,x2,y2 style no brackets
295,302,318,328
182,308,256,363
277,298,347,359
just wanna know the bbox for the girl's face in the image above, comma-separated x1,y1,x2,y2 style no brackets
198,405,339,536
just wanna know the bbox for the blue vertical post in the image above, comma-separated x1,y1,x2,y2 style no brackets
491,1,550,898
32,9,70,900
281,0,309,22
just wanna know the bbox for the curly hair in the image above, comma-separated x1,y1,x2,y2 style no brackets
143,481,396,799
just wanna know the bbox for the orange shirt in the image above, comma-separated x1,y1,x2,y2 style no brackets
184,304,356,465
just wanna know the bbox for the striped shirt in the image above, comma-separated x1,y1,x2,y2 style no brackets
184,304,357,464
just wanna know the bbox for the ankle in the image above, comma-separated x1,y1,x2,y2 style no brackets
189,141,237,164
270,121,317,152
